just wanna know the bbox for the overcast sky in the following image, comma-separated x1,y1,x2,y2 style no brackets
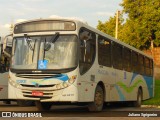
0,0,122,37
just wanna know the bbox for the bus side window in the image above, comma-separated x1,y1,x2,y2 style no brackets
138,54,145,75
132,52,138,73
98,35,111,67
123,47,131,72
150,59,153,76
112,42,123,70
79,28,96,75
144,57,150,76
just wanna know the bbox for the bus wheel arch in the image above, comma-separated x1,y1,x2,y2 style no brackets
97,81,106,100
88,81,105,112
139,86,143,100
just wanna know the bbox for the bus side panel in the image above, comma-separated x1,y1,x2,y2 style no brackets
98,67,117,102
115,71,152,101
0,72,9,99
115,70,130,101
142,76,154,100
77,71,96,102
0,85,8,99
77,65,120,102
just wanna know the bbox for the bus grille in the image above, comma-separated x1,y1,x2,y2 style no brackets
21,84,55,88
16,73,58,79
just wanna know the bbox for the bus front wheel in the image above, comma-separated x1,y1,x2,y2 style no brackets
88,85,104,112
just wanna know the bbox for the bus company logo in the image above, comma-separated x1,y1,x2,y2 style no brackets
2,112,11,117
1,112,42,117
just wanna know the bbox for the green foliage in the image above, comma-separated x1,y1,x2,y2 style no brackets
97,17,116,37
97,13,124,39
97,0,160,50
143,80,160,105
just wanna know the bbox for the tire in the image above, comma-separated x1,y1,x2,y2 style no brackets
35,101,52,111
133,89,142,107
3,100,11,104
17,100,35,106
88,85,104,112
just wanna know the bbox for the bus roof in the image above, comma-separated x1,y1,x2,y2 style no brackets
14,18,153,59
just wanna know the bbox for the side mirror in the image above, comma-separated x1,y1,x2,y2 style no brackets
3,34,12,58
44,43,51,51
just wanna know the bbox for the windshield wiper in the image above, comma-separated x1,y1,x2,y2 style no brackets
24,34,34,51
44,32,59,51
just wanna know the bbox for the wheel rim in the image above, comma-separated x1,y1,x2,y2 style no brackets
95,90,103,106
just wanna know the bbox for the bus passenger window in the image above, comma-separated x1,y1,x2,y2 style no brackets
98,36,111,67
132,52,138,73
79,28,96,75
123,48,131,72
150,59,153,76
138,55,145,75
144,57,151,76
112,42,123,70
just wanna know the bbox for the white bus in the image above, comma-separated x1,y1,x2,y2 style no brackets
0,34,34,106
0,34,12,102
9,18,154,111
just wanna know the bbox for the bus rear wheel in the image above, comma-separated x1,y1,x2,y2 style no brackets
35,101,52,111
133,88,142,107
88,85,104,112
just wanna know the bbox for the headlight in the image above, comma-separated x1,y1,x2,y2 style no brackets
68,75,77,84
63,82,68,88
9,78,21,89
56,84,61,89
55,75,77,90
16,84,21,89
68,78,75,84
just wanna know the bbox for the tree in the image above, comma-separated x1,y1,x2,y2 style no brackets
97,0,160,50
121,0,160,49
97,14,123,39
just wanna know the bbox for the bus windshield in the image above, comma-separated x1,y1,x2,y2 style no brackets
11,35,78,70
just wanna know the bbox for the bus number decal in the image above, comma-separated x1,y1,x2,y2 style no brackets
62,94,74,97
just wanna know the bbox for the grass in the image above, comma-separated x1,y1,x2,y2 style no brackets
142,80,160,105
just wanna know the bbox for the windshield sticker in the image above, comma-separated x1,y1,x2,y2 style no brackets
38,60,48,69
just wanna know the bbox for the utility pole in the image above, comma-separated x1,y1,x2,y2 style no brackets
10,18,14,34
115,10,120,39
10,23,14,34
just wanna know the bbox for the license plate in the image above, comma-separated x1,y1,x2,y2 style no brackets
32,91,43,96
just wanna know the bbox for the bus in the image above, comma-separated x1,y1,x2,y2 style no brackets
0,34,34,106
0,34,12,102
8,18,154,111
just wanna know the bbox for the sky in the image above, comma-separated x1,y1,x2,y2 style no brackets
0,0,122,37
